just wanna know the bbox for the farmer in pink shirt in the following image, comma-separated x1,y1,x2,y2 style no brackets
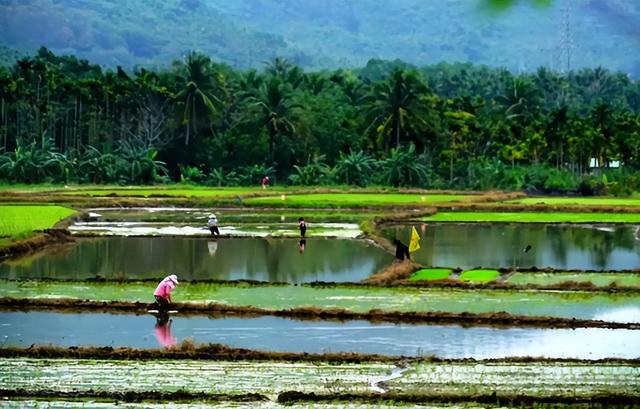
153,274,179,310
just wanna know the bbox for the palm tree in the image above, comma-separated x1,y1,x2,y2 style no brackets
250,77,300,167
334,149,377,186
363,68,432,151
174,51,224,145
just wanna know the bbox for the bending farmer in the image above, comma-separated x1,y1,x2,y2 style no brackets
393,239,410,261
153,274,179,310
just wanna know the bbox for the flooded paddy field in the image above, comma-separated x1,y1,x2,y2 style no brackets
2,280,639,324
1,357,638,405
0,237,392,283
69,207,367,238
506,272,640,288
2,311,639,359
385,223,640,270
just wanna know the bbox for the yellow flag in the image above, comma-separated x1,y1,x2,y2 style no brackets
409,226,421,253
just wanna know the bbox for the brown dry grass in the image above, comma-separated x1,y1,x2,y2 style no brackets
363,259,421,285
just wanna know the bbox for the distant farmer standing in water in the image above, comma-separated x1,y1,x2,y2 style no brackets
262,176,269,189
153,274,179,310
208,213,220,236
298,217,307,237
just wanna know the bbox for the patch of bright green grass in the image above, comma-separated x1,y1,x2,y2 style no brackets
0,205,76,238
507,272,640,288
459,269,500,282
421,212,640,223
245,193,471,207
506,197,640,206
0,183,67,193
409,268,452,281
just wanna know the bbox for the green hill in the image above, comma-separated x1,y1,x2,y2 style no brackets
1,0,639,75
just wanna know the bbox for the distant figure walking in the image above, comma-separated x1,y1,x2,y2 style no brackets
393,239,410,261
153,274,179,311
208,213,220,236
262,176,269,189
298,217,307,237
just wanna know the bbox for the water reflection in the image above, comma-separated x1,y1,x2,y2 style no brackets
384,224,640,270
1,311,638,359
153,314,177,347
0,237,392,283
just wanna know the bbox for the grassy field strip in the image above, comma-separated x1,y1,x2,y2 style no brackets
421,212,640,223
387,362,640,397
508,272,640,288
0,205,76,238
1,281,638,322
0,358,387,395
506,197,640,206
1,358,637,399
58,187,273,197
244,194,470,207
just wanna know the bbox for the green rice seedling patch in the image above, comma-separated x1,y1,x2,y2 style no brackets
507,272,640,288
459,269,499,283
1,280,638,322
421,212,640,223
245,194,471,208
409,269,452,281
0,205,76,238
506,197,640,206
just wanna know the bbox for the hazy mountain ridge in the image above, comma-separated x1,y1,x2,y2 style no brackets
1,0,639,75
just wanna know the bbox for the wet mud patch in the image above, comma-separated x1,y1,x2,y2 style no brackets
0,229,73,261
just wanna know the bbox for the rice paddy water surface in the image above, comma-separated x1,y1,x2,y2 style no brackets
1,311,638,359
385,223,640,270
0,237,392,282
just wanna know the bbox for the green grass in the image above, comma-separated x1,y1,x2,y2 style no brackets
245,193,472,207
409,268,452,281
0,205,76,238
459,269,500,283
421,212,640,223
59,186,270,198
0,183,67,193
1,280,637,321
507,272,640,288
506,197,640,206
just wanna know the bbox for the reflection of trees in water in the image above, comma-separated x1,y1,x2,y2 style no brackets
382,224,640,270
0,237,392,282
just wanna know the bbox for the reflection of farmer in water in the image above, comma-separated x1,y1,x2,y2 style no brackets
298,217,307,237
393,239,410,261
207,239,218,256
153,274,179,311
208,213,220,236
298,238,306,253
154,315,177,347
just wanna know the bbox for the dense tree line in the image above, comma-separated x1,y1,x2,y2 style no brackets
1,48,639,194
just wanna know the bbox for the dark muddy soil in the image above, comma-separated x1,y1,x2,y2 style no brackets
0,229,73,261
2,342,638,365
